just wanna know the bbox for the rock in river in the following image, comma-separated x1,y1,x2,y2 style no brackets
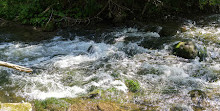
173,41,198,59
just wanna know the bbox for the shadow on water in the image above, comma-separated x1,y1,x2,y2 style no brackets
0,21,56,42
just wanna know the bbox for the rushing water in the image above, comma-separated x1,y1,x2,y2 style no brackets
0,15,219,110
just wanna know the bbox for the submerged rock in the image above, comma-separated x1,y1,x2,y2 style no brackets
87,45,95,53
159,27,177,37
188,90,206,100
198,46,208,61
188,89,207,110
125,79,140,93
173,41,198,59
170,105,193,111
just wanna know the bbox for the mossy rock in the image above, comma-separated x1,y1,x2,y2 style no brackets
34,98,69,111
173,41,198,59
87,88,102,99
125,79,140,93
1,103,32,111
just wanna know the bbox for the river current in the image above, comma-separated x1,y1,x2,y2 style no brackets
0,15,219,110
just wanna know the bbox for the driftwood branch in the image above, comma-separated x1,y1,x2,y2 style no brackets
0,61,33,73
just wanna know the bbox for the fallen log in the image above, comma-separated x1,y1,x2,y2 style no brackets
0,61,33,73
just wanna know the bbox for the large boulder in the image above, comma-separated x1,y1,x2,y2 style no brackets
173,41,198,59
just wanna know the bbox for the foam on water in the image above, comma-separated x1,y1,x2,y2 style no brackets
8,71,85,100
0,35,130,100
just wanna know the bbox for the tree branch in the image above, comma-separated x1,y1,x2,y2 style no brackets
0,61,33,73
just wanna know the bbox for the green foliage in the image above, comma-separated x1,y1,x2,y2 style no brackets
144,2,163,14
0,0,102,27
84,0,102,17
125,79,140,93
199,0,220,6
199,0,220,9
0,0,219,28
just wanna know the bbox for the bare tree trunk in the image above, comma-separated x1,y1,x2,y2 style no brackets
0,61,33,73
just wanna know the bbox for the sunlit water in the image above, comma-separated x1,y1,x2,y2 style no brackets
0,15,219,110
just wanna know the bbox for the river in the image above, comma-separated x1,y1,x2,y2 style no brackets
0,14,219,110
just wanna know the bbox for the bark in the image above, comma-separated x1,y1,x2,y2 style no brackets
0,61,33,73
